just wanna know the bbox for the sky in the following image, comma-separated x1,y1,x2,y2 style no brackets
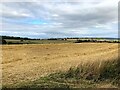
0,0,119,39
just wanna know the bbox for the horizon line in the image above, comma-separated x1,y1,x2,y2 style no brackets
1,35,120,39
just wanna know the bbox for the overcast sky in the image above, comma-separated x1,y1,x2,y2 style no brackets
0,0,119,38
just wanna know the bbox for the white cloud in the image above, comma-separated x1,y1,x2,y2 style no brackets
0,0,119,38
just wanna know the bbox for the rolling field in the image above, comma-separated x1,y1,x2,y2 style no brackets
2,43,119,88
4,39,74,44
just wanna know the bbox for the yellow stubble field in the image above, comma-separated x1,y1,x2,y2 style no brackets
2,43,119,86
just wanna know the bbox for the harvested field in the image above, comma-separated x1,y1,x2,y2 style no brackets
2,43,119,87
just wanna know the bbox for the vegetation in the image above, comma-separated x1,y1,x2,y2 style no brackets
2,36,31,40
2,42,119,89
0,39,7,44
1,35,120,45
75,39,120,43
4,58,119,89
4,39,73,45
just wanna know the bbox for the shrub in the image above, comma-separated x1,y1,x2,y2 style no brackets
0,39,7,44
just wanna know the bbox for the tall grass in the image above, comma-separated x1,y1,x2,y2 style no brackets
3,58,120,89
65,58,120,82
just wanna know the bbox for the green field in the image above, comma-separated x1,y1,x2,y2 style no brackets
5,39,75,44
4,38,120,45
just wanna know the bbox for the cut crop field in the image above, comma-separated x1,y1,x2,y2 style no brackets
2,43,119,87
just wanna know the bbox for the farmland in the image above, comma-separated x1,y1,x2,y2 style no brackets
1,36,120,45
2,43,120,88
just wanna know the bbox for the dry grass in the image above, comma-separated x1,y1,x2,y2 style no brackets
2,43,119,87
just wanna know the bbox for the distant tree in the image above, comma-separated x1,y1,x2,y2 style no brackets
64,38,67,40
0,39,7,44
48,38,58,40
20,39,24,42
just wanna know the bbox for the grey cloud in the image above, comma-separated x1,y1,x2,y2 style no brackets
49,4,117,29
1,1,118,38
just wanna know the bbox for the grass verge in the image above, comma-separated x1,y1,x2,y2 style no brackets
2,58,120,89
